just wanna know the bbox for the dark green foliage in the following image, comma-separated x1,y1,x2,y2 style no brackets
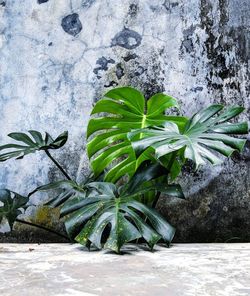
61,182,175,253
87,87,187,182
0,130,68,161
0,189,28,229
128,105,248,169
37,180,85,208
0,86,248,253
35,173,103,208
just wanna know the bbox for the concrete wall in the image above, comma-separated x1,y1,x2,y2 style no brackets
0,0,249,242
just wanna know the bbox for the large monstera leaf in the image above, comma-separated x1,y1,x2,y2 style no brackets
0,189,28,229
129,105,248,169
60,182,176,253
87,87,187,182
0,130,68,162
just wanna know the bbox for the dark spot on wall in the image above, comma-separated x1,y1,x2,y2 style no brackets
163,1,179,11
37,0,49,4
42,86,48,91
149,5,158,12
134,66,145,77
61,13,82,37
191,86,203,92
116,63,125,80
218,0,229,30
111,28,142,49
200,0,216,59
228,81,240,90
182,38,193,53
48,42,53,46
232,217,245,228
104,81,118,88
82,0,96,8
200,0,237,99
182,160,199,176
123,53,138,62
128,3,138,18
181,25,197,54
229,26,250,62
93,57,115,79
143,80,165,100
0,1,6,7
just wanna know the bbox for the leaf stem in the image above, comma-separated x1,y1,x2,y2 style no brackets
15,218,70,241
152,191,161,208
45,150,72,180
27,188,39,198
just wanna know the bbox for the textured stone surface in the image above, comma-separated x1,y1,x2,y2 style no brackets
0,1,249,241
1,243,250,296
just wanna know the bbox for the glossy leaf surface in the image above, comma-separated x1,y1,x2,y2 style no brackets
87,87,187,182
0,130,68,162
61,182,175,253
129,105,248,169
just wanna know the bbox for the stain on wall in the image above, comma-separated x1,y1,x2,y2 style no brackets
37,0,49,4
61,13,82,36
0,0,249,242
111,28,142,49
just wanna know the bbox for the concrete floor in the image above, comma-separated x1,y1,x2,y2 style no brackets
0,243,250,296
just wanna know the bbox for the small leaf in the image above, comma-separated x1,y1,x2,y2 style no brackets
29,130,44,145
155,184,185,199
8,133,36,147
37,180,78,191
0,189,28,229
0,130,68,162
45,132,54,145
50,131,68,149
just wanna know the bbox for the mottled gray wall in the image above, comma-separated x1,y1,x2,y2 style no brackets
0,0,249,242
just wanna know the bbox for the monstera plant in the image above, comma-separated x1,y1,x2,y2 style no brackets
0,86,248,253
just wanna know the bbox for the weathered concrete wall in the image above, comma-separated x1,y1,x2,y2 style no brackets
0,0,249,242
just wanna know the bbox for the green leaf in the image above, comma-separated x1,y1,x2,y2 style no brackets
87,86,187,182
61,181,175,253
0,131,68,162
122,207,161,249
34,173,103,208
129,105,248,169
35,180,88,208
47,190,76,208
37,180,79,192
124,162,167,195
155,184,185,199
50,131,68,148
8,132,37,147
29,130,44,145
0,189,28,229
124,200,175,244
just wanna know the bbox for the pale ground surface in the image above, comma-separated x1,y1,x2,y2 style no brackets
0,243,250,296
